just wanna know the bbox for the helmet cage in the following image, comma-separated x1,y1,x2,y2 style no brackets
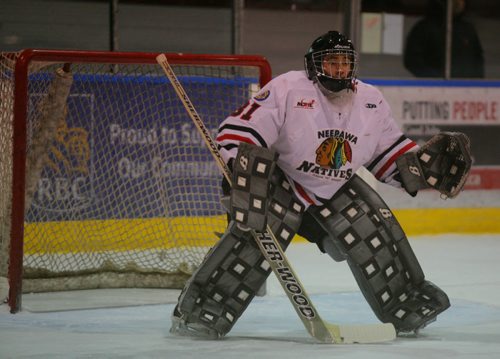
305,46,358,93
312,49,358,80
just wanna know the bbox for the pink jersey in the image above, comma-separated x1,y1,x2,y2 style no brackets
217,71,416,206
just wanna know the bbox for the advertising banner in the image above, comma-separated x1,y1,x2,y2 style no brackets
27,74,255,221
367,79,500,190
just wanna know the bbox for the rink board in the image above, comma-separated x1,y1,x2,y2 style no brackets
23,208,500,254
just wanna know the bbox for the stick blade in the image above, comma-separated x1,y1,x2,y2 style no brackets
326,322,396,344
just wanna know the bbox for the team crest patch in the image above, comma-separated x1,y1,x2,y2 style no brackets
315,137,352,169
296,129,358,181
295,98,316,109
254,89,270,101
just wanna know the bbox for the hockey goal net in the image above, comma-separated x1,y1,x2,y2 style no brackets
0,49,271,312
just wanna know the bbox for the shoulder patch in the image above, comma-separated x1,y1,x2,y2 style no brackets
254,89,270,101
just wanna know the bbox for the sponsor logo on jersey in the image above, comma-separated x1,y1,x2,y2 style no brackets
296,129,356,180
253,89,270,101
295,98,316,109
365,103,377,109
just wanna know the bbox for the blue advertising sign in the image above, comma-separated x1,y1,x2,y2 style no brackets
27,73,257,221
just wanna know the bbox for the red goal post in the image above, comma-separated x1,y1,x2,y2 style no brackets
0,49,272,313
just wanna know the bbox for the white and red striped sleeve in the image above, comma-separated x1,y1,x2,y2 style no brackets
366,135,417,186
365,98,418,188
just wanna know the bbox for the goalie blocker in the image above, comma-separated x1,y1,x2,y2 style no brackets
171,144,449,338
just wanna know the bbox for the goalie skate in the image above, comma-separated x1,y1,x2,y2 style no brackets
170,305,221,339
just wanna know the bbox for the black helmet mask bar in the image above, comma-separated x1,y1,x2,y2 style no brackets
304,31,358,94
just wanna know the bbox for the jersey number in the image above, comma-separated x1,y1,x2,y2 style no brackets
231,101,261,121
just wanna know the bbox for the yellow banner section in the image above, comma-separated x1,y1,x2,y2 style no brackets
24,216,227,254
23,208,499,254
392,208,500,236
293,207,499,242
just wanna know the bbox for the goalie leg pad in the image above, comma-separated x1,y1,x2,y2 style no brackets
308,174,449,333
171,222,266,339
172,169,304,338
230,142,279,232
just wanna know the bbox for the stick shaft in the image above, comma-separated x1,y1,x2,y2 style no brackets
156,55,231,183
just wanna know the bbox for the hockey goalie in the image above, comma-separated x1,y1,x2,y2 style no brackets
169,30,472,339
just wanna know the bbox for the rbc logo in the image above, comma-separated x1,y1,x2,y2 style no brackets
31,96,95,213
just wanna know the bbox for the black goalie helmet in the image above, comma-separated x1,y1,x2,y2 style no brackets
304,31,358,93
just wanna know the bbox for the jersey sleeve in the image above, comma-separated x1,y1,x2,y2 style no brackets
216,78,284,164
364,96,418,188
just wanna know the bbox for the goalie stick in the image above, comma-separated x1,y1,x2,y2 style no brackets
156,53,396,344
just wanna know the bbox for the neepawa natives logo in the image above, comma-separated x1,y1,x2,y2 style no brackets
296,129,357,180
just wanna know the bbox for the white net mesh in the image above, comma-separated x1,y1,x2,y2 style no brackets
0,51,265,294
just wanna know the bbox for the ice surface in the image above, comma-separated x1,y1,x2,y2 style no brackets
1,234,500,358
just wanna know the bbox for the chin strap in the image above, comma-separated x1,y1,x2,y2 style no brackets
315,77,356,98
